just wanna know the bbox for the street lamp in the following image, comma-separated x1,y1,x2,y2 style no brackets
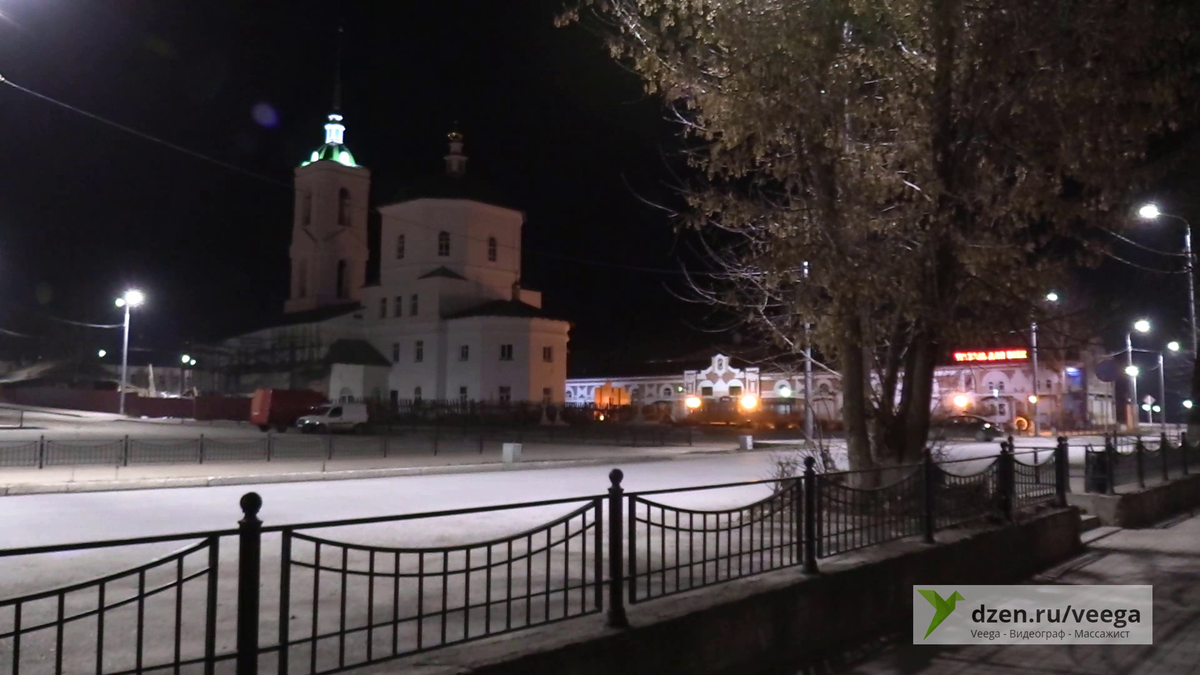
1127,320,1150,429
1045,291,1059,303
97,349,106,358
1185,399,1194,410
1137,203,1196,355
953,394,969,409
115,290,145,415
1030,291,1062,437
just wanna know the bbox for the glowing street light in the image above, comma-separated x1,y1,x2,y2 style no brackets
684,396,702,410
1134,319,1151,334
1028,395,1039,404
1125,365,1140,378
1168,341,1181,352
1138,203,1161,220
97,349,106,358
1045,291,1059,303
779,385,793,398
739,394,758,411
1136,203,1197,353
181,354,192,364
116,289,145,416
1126,320,1151,430
1184,400,1194,410
953,394,969,409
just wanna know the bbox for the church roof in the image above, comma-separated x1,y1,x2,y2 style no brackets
442,299,565,322
300,113,358,168
392,172,514,209
325,339,391,367
417,266,468,281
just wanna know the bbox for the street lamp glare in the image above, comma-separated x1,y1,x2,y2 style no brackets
97,349,106,358
1137,203,1161,220
739,394,759,411
1168,341,1181,352
684,396,702,410
124,290,145,308
1185,400,1194,410
1134,319,1151,333
1045,292,1059,303
952,394,969,408
181,354,192,364
189,359,197,366
1028,395,1039,404
114,298,125,308
1125,365,1140,377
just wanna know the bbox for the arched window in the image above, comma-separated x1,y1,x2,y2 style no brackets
396,234,405,259
487,236,497,262
297,260,308,298
414,386,422,400
437,231,450,257
336,260,347,299
301,190,312,225
338,188,350,226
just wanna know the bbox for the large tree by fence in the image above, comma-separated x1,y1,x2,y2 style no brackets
567,0,1200,472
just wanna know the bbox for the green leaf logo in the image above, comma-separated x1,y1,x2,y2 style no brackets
918,590,965,639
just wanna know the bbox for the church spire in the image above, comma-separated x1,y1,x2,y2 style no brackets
444,123,468,176
331,25,344,113
300,26,357,168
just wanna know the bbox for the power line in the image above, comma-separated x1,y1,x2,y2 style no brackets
1,74,716,279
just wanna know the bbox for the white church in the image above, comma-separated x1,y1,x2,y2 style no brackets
201,110,571,406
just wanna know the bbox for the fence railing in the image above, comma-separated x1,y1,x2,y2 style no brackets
0,446,1069,674
1083,432,1200,494
0,426,695,470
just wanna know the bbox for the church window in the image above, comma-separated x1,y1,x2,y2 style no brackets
437,231,450,257
394,296,402,317
297,260,308,298
664,386,672,397
391,343,399,363
379,298,386,318
336,260,347,299
500,344,513,361
460,345,469,361
414,386,422,400
498,386,512,404
414,340,424,362
396,234,405,259
301,190,312,225
488,236,497,262
410,294,419,316
543,387,552,404
542,346,553,363
338,188,351,226
701,386,713,397
459,386,468,404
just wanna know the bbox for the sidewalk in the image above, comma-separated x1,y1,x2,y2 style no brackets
0,440,736,495
842,512,1200,674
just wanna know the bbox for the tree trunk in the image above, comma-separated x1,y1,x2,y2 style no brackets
900,328,938,464
839,313,875,482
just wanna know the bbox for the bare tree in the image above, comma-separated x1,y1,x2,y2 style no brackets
565,0,1200,475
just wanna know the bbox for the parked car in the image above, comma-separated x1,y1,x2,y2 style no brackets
296,403,370,434
930,415,1004,442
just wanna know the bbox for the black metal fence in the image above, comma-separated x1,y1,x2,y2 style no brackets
1083,432,1200,494
0,446,1069,674
0,426,694,470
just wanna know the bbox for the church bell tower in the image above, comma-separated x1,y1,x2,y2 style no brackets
284,35,370,314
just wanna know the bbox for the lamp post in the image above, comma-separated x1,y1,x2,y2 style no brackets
1030,291,1061,437
1138,204,1196,355
1127,319,1151,430
115,290,145,415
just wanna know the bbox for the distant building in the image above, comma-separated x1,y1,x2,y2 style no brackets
198,111,570,405
567,348,1116,431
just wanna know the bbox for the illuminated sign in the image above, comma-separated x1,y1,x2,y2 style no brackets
953,349,1028,363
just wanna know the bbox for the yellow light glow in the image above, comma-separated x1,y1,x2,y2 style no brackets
1028,395,1039,404
598,414,605,421
685,396,702,410
739,394,758,411
952,394,968,408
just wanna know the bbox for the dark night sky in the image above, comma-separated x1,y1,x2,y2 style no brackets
0,1,1195,392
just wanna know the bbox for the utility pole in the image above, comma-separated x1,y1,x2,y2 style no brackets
1031,322,1040,437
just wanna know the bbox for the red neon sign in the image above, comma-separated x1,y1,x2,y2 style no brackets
953,349,1028,363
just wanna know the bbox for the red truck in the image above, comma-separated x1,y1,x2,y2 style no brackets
249,388,326,432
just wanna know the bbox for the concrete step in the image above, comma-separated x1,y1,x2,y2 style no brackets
1082,525,1121,546
1079,514,1101,533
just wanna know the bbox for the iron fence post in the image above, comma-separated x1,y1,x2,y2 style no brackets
1183,432,1190,475
1160,432,1170,482
999,443,1014,521
792,475,803,562
922,450,936,544
326,432,334,461
199,434,205,464
1106,435,1117,495
606,469,628,628
803,456,818,573
1055,437,1069,506
1135,439,1146,489
123,434,130,467
37,435,44,469
236,492,263,675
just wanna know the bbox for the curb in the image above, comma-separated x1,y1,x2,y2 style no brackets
0,450,735,496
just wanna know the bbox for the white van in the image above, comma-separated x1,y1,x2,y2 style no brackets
296,403,369,434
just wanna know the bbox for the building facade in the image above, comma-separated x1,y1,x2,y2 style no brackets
566,349,1116,431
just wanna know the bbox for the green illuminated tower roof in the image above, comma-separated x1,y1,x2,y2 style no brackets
301,113,357,167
